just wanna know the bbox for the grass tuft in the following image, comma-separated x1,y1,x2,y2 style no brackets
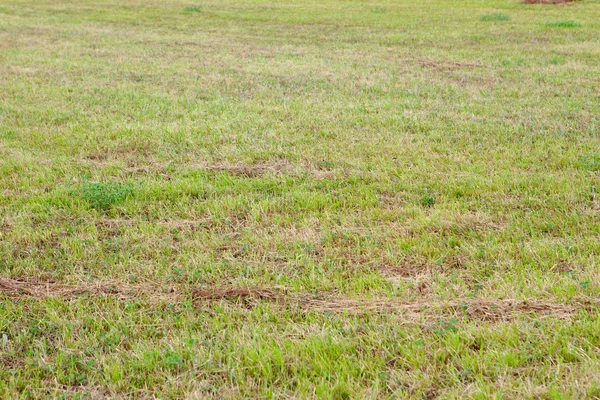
578,155,600,171
183,5,202,13
420,194,436,207
479,13,510,22
547,56,566,65
545,20,580,28
78,181,132,210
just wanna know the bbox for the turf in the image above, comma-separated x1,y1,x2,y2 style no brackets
1,0,600,398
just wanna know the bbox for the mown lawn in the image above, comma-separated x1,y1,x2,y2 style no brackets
1,0,600,398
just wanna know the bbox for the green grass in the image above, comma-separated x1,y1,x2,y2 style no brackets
479,13,511,22
545,20,581,28
183,5,202,13
77,181,132,210
1,0,600,397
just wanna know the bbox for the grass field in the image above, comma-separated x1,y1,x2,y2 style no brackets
1,0,600,397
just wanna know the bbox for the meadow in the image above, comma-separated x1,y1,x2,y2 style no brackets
1,0,600,397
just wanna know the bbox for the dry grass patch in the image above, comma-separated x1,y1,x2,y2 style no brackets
2,279,595,322
0,278,174,300
417,59,483,69
202,160,293,178
297,297,588,321
192,286,288,306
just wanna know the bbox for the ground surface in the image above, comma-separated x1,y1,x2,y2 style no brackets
1,0,600,398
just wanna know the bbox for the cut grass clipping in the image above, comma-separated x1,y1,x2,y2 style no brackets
479,13,510,22
1,278,596,322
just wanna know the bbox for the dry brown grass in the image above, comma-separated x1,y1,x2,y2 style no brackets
193,286,591,321
2,278,595,322
417,59,483,69
191,286,287,305
297,297,584,321
203,161,293,178
199,160,352,180
0,278,173,300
